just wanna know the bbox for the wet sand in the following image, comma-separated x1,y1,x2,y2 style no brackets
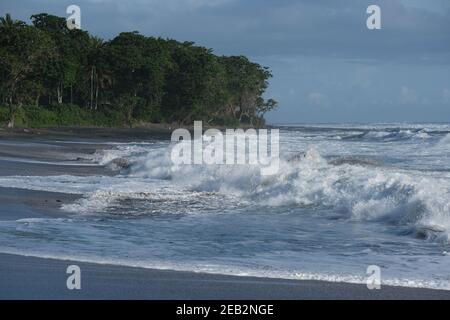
0,187,79,220
1,130,450,299
1,252,450,299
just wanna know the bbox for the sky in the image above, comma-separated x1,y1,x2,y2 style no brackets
1,0,450,123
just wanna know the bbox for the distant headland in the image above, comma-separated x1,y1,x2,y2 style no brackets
0,13,277,129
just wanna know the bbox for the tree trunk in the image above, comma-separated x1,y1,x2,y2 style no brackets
57,82,63,104
95,85,99,110
127,106,133,128
7,103,22,129
7,116,15,129
94,71,99,110
90,67,94,109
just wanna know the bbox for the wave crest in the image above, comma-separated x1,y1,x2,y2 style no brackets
130,146,450,242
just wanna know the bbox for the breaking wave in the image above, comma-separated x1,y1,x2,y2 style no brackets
0,125,450,291
127,145,450,243
438,133,450,146
353,129,434,141
0,133,449,244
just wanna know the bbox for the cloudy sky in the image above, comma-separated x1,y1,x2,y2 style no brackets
2,0,450,123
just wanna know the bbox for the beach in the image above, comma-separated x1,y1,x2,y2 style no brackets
1,126,450,299
2,252,450,299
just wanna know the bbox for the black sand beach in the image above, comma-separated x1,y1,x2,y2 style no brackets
2,252,450,300
0,129,450,300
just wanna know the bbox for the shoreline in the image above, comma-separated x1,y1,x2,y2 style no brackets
1,252,450,299
0,126,174,141
1,129,450,300
0,123,267,141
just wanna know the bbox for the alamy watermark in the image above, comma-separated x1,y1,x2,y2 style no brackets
64,4,379,31
64,4,379,32
367,5,381,30
366,265,381,290
66,265,81,290
170,121,280,176
66,5,81,30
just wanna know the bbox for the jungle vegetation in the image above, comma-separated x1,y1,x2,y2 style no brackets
0,13,277,128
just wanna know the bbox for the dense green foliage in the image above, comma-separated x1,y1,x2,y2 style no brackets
0,13,277,128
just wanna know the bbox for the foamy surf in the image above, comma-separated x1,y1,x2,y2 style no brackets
0,124,449,291
0,247,449,291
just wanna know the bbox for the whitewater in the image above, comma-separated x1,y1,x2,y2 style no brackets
0,123,449,290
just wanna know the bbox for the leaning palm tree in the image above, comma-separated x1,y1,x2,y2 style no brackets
0,14,26,44
0,13,26,29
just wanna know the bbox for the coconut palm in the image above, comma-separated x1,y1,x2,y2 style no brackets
0,13,26,29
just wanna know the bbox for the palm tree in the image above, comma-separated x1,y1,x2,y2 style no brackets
0,13,26,29
0,14,26,46
87,36,104,109
0,14,27,128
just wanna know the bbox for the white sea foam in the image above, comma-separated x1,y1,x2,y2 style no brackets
1,126,450,291
438,133,450,146
363,131,391,139
362,129,431,141
0,248,449,290
1,139,449,242
414,130,431,139
129,145,450,243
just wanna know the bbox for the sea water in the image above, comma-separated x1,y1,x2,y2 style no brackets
0,123,449,289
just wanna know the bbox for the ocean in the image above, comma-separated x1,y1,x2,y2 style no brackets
0,123,449,290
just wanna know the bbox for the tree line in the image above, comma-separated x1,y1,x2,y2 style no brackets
0,13,277,128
